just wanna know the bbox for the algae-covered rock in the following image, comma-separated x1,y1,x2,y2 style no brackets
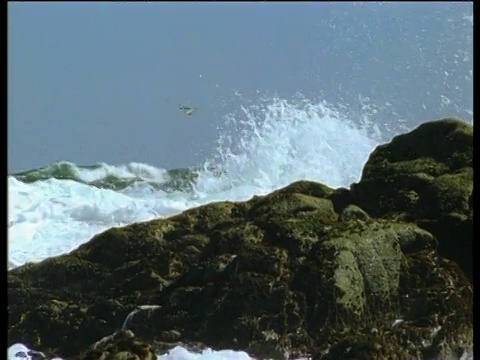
8,120,472,359
352,118,472,219
351,118,473,279
79,330,157,360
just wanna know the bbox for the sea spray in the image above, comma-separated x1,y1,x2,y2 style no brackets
8,96,388,269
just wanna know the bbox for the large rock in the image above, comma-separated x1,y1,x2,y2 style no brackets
350,118,473,280
8,119,473,359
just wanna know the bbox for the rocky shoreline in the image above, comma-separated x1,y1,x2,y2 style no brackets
8,119,473,360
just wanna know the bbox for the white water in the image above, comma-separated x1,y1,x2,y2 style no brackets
8,98,380,269
8,343,254,360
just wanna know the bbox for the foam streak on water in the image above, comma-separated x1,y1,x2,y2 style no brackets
8,343,256,360
7,342,473,360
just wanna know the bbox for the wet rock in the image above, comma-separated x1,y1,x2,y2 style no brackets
351,118,473,279
79,330,157,360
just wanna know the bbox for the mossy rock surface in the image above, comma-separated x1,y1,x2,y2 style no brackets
8,120,472,359
79,330,157,360
351,118,473,279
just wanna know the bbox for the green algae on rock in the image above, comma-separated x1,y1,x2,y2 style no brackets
351,118,472,219
350,118,473,280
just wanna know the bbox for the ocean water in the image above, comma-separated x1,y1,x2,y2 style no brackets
8,4,473,360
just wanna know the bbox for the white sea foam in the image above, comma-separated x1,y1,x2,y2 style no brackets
7,343,254,360
159,346,253,360
7,342,473,360
8,97,380,269
74,162,170,183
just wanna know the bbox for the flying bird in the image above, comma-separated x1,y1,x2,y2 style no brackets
179,105,198,116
